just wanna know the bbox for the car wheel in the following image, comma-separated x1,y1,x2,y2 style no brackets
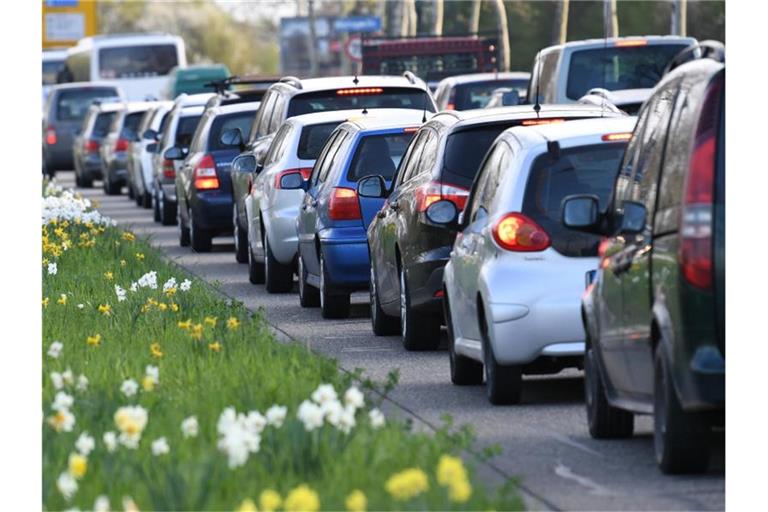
653,344,710,474
127,182,135,200
247,235,265,285
153,189,161,222
75,171,83,187
178,205,190,247
444,290,483,385
585,345,634,438
104,178,121,195
161,191,177,226
233,205,248,264
264,235,293,293
189,210,212,253
320,251,350,319
370,265,399,335
482,319,522,405
81,173,93,188
399,265,440,351
298,255,319,307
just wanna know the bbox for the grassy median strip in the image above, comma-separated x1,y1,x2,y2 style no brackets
42,182,522,511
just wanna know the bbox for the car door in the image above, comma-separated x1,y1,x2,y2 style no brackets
620,80,680,397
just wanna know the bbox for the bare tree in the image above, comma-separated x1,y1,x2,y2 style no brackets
406,0,418,36
603,0,619,38
431,0,444,36
553,0,569,45
469,0,481,34
307,0,318,77
670,0,687,36
492,0,510,71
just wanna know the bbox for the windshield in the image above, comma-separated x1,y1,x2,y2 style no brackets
209,111,257,151
297,122,341,160
452,79,529,110
346,132,414,182
55,88,120,121
43,60,66,85
566,44,687,100
287,88,434,117
92,112,116,137
522,143,627,257
98,45,179,79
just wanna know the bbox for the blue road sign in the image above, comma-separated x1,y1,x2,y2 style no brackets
46,0,79,7
333,16,382,33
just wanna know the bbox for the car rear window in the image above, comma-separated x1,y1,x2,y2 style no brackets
122,112,145,140
56,88,120,121
43,60,66,85
452,79,529,110
98,45,178,79
175,115,202,148
297,122,342,160
93,112,116,137
566,44,688,100
287,87,434,117
208,111,257,150
346,132,415,182
522,143,627,257
441,124,519,189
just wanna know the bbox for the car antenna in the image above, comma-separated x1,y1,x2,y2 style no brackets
353,75,359,85
421,85,428,123
362,107,368,115
533,52,542,117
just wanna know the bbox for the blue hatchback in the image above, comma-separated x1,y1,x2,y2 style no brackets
293,109,428,319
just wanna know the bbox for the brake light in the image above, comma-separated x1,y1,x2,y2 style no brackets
415,181,469,212
162,159,175,179
492,213,550,252
614,39,648,47
46,127,57,145
84,139,100,153
403,127,419,133
679,74,722,289
115,138,129,152
193,154,219,190
602,132,633,142
274,167,312,189
521,118,565,126
336,87,384,96
598,238,611,269
446,103,456,110
328,187,361,220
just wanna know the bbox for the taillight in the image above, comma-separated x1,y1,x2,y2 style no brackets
336,87,383,96
492,213,550,252
602,132,633,142
521,119,565,126
274,167,312,189
46,127,57,145
328,187,361,220
416,181,469,212
85,139,100,153
193,154,219,190
162,159,175,179
679,74,722,290
115,138,129,152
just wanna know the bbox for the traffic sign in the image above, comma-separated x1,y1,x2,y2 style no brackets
344,36,362,62
333,16,381,33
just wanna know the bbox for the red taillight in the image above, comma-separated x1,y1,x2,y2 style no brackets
274,167,312,189
46,127,57,145
446,103,456,110
84,139,100,153
415,181,469,212
115,138,129,152
521,118,565,126
679,74,722,290
433,289,444,298
336,87,384,96
194,154,219,190
614,39,648,47
328,187,361,220
492,213,550,252
602,132,633,142
162,159,176,179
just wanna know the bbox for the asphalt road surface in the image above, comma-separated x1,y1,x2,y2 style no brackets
62,171,725,511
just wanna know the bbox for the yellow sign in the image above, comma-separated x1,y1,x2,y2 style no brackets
42,0,97,49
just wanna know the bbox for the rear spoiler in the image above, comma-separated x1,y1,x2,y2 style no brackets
663,40,725,76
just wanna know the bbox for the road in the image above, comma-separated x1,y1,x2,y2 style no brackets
63,171,725,511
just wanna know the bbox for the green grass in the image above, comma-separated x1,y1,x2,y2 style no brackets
42,188,523,511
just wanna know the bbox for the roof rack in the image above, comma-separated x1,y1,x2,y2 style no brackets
279,76,303,89
204,76,280,94
663,40,725,75
402,71,418,85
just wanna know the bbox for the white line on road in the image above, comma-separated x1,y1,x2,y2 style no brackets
554,462,616,496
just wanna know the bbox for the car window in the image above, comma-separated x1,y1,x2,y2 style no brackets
251,91,276,142
188,112,211,153
657,81,697,212
286,88,434,117
441,124,514,189
319,131,350,183
415,129,439,178
452,80,530,110
92,112,116,137
122,112,145,140
297,122,342,160
268,95,287,134
399,131,428,185
310,130,341,186
209,110,258,151
264,124,292,167
108,111,124,134
55,88,120,121
175,115,203,148
468,143,505,222
612,104,653,217
392,130,424,189
98,45,178,79
346,132,415,182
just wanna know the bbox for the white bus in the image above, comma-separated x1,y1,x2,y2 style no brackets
62,33,187,101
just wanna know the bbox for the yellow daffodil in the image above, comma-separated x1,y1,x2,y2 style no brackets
98,304,112,316
122,232,136,242
284,484,320,512
226,317,240,330
165,287,177,296
204,316,218,327
42,257,49,265
208,341,222,353
142,375,155,392
177,319,192,330
157,302,168,312
236,499,258,512
436,455,472,503
260,489,282,512
170,302,179,312
120,259,127,267
104,271,113,281
57,294,67,305
447,478,471,503
135,252,145,261
68,453,87,479
385,468,429,501
86,334,101,347
345,490,367,512
150,342,163,358
42,297,50,308
190,324,204,340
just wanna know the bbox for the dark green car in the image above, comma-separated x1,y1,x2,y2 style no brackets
164,64,230,100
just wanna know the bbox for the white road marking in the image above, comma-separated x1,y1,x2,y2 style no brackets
554,462,616,496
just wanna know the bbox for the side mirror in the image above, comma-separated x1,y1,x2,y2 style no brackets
220,128,244,148
425,199,459,229
619,201,646,235
146,143,158,153
279,171,306,190
562,194,601,232
232,154,257,174
357,175,387,199
143,128,158,141
163,146,185,160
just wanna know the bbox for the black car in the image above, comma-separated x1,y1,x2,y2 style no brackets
173,102,259,252
359,105,626,350
562,43,725,474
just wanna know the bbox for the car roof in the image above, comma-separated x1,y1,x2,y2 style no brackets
173,92,216,108
73,33,182,49
538,35,696,55
285,109,389,128
438,72,531,86
271,74,428,94
123,101,159,113
501,116,637,147
432,103,626,129
210,101,262,116
89,102,124,114
49,82,122,92
179,105,205,117
337,109,429,133
43,49,68,61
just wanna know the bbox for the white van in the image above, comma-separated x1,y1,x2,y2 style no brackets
63,33,187,101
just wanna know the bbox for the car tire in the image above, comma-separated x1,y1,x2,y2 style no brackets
444,290,483,385
482,319,522,405
75,172,83,187
369,265,399,335
298,255,319,307
81,173,93,188
247,237,265,285
233,205,248,264
320,251,350,319
653,344,710,474
128,183,135,200
265,235,293,293
585,345,634,438
189,210,212,253
178,206,190,247
399,265,440,351
160,191,176,226
104,178,121,196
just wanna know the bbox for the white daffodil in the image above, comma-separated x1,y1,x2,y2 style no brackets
75,432,95,456
137,271,158,289
48,408,76,432
114,405,148,449
62,368,74,386
77,303,85,309
76,374,88,391
151,437,170,456
244,411,267,434
369,408,385,429
344,386,365,410
120,379,139,397
94,495,110,512
181,416,198,438
215,407,262,468
115,284,127,302
52,391,74,411
162,277,177,293
321,399,343,427
145,365,159,383
180,278,192,291
47,262,58,275
337,405,357,434
311,383,337,405
122,496,139,512
51,372,64,390
47,341,63,359
297,400,324,431
103,431,117,453
265,405,287,428
129,282,138,293
56,471,78,500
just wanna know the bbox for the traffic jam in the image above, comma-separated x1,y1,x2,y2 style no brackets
43,31,725,477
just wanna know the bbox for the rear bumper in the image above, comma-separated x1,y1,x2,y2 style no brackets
105,155,128,183
82,155,102,178
264,204,300,265
676,345,725,412
191,191,233,233
45,145,74,170
405,245,451,314
319,226,369,290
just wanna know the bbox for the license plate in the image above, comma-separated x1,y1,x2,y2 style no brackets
585,270,597,288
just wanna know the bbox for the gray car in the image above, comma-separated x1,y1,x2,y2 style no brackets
99,102,153,195
127,100,173,208
72,102,122,188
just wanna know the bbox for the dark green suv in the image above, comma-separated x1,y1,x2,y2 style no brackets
563,43,725,474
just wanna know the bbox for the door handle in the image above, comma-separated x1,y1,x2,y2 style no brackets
389,201,400,211
310,199,318,207
376,210,386,219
